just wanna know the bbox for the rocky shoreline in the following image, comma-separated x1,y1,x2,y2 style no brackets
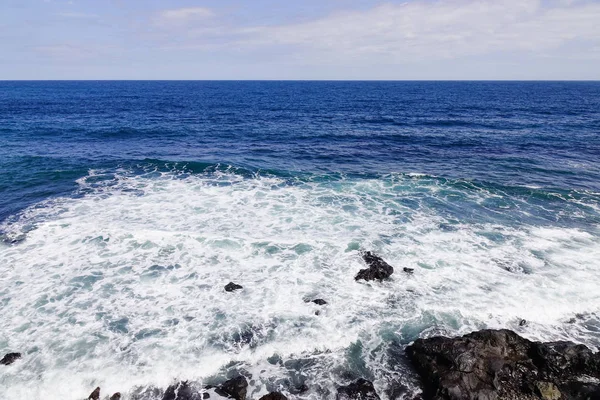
3,328,599,399
2,253,599,399
407,329,600,400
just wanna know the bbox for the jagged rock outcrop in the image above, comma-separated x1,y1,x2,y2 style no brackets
406,329,600,400
162,381,208,400
215,376,248,400
0,352,21,365
337,379,381,400
225,282,243,292
355,252,394,282
88,387,100,400
258,392,288,400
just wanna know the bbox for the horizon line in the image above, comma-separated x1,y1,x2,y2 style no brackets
1,79,600,82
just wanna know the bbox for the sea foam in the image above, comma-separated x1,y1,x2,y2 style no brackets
0,168,599,399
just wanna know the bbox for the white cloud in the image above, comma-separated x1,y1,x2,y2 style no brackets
227,0,600,62
158,7,214,22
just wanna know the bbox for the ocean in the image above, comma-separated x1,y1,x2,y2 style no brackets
0,81,599,399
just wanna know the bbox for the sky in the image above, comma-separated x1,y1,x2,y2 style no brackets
1,0,600,80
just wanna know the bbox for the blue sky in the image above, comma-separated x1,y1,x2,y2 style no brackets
2,0,600,79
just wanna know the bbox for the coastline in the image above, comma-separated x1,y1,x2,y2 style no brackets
3,253,599,399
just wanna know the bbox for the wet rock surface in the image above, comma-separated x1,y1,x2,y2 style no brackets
88,387,101,400
355,251,394,282
162,381,200,400
406,329,600,400
258,392,288,400
0,352,22,365
225,282,244,292
336,379,381,400
215,376,248,400
161,381,214,400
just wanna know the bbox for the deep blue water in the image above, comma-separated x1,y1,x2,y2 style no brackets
1,81,599,222
1,81,600,398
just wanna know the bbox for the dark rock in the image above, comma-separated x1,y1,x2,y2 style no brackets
385,379,410,400
355,251,394,282
311,299,327,305
232,329,255,346
225,282,243,292
406,329,600,400
267,354,282,365
403,267,415,274
258,392,288,400
293,383,309,394
0,352,21,365
110,394,122,400
215,376,248,400
564,381,600,399
336,379,381,400
519,319,527,326
162,381,203,400
88,387,101,400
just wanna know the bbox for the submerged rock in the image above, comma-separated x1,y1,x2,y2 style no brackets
88,387,100,400
292,383,309,394
162,381,205,400
258,392,288,400
355,252,394,282
403,267,415,274
215,376,248,400
0,352,21,365
225,282,243,292
406,329,600,400
337,379,380,400
309,299,327,305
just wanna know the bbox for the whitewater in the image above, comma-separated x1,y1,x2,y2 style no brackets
1,166,599,399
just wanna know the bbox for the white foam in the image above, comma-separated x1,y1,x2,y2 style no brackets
0,170,599,399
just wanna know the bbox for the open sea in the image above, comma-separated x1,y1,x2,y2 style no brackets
1,81,599,399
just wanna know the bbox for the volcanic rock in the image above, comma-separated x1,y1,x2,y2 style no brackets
215,376,248,400
355,251,394,281
88,387,100,400
0,352,21,365
162,381,204,400
225,282,243,292
336,379,381,400
406,329,600,400
258,392,288,400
